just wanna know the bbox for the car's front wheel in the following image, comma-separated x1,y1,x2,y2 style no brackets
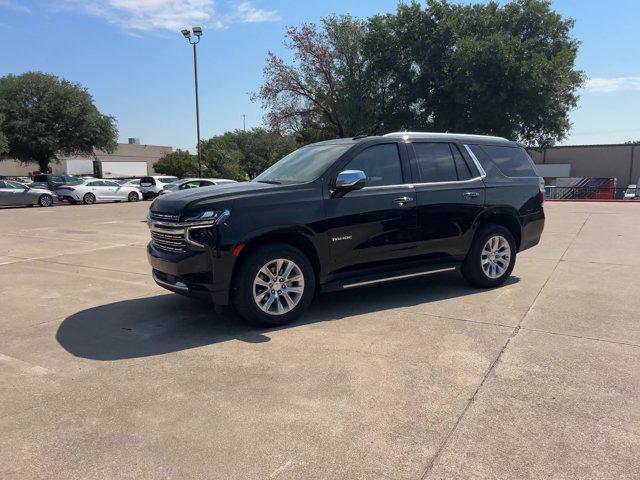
232,243,316,327
83,193,96,205
461,224,516,288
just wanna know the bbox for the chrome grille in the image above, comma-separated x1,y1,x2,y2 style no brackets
150,226,187,254
149,211,180,222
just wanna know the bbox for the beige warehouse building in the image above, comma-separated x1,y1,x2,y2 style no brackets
0,138,172,178
528,143,640,187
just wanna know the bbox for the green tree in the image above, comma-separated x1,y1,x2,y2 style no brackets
201,128,298,180
0,72,118,172
153,149,199,178
233,128,298,178
0,112,8,156
257,0,584,146
201,134,247,181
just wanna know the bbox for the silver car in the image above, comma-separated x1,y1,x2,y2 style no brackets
0,180,57,207
158,178,237,195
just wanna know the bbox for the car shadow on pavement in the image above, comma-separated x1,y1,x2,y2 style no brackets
56,270,519,361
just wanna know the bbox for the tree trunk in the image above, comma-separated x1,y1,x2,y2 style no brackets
36,156,50,174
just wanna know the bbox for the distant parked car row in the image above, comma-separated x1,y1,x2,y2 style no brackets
0,174,237,207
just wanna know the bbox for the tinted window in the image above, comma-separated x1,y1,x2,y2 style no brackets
468,145,501,177
159,177,178,184
412,143,458,183
255,144,352,184
451,145,473,180
181,181,200,189
480,145,537,177
199,181,214,187
7,181,25,189
87,181,104,187
140,177,155,185
344,144,403,187
0,181,6,188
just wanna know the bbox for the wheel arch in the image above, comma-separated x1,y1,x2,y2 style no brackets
230,226,321,294
474,207,522,251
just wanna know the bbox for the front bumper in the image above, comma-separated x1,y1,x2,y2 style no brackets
147,242,232,305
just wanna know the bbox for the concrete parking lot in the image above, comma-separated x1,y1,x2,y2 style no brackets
1,201,639,479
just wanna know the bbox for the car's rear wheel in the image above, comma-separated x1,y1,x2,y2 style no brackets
38,194,53,207
83,193,96,205
232,243,316,327
127,191,139,202
461,224,516,288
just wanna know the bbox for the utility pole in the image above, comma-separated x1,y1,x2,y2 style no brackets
181,27,203,177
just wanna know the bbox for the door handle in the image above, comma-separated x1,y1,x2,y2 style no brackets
394,196,413,205
463,191,479,199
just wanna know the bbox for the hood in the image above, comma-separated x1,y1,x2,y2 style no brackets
150,181,284,215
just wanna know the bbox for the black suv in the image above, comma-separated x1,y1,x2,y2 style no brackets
147,132,544,327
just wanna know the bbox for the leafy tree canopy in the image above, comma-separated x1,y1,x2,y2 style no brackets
0,72,118,172
153,149,199,178
0,112,7,156
201,128,297,180
256,0,584,147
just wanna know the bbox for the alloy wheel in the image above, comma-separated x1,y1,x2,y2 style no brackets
253,258,305,315
481,235,511,279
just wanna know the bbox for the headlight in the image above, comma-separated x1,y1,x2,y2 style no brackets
184,210,230,224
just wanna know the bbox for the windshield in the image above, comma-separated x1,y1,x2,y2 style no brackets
254,144,352,184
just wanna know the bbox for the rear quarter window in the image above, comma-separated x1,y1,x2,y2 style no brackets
477,145,538,177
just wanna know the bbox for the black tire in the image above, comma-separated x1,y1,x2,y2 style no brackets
461,224,517,288
232,243,316,327
127,191,139,202
83,193,96,205
38,194,53,207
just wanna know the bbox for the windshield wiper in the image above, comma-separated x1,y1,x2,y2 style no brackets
256,180,282,185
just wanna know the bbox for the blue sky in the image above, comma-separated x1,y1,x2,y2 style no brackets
1,0,639,149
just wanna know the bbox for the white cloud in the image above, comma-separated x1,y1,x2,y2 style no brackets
0,0,31,13
584,77,640,93
55,0,280,32
234,1,280,23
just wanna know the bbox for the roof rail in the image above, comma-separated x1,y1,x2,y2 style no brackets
383,131,509,141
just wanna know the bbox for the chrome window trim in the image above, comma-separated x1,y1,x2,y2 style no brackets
349,143,487,190
462,144,488,179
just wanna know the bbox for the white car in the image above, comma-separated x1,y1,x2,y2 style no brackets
139,176,178,199
56,179,142,205
624,184,638,200
119,178,141,187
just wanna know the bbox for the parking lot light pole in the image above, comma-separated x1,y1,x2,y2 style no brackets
181,27,203,177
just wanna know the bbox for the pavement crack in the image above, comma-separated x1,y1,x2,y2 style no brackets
419,219,578,479
519,327,640,349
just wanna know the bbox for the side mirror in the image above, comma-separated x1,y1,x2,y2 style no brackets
335,170,366,194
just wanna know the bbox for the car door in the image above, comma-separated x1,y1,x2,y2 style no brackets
7,181,32,205
104,180,123,199
86,180,106,200
408,142,485,260
0,181,15,205
323,142,418,275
